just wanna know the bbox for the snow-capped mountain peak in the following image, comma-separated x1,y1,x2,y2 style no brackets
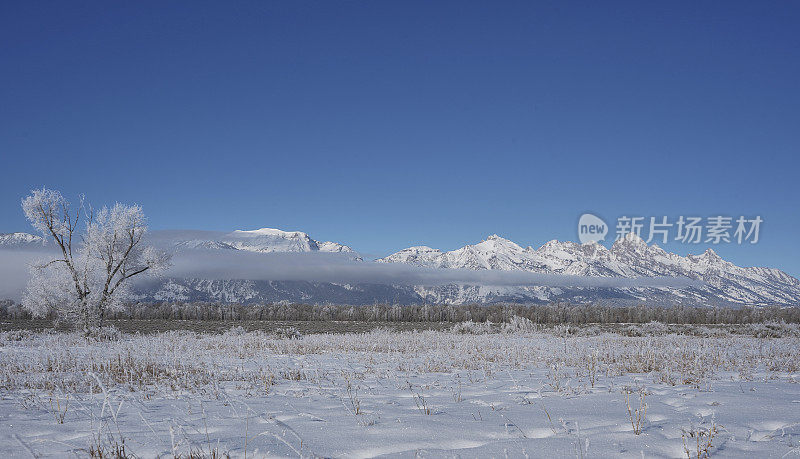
317,241,354,253
485,234,508,242
231,227,308,238
0,232,45,248
612,232,647,247
379,233,800,306
163,227,356,254
378,246,446,267
223,228,317,252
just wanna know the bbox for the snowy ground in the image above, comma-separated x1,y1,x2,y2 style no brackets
1,321,799,457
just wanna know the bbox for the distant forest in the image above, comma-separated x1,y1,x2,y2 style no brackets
1,299,798,324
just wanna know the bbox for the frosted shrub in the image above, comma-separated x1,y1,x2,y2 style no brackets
3,330,35,342
625,390,647,435
551,324,579,337
274,326,302,340
682,419,719,459
623,325,644,337
575,325,602,336
451,320,493,334
764,320,800,337
691,326,730,338
623,321,670,337
640,321,669,335
737,321,800,338
91,325,122,342
225,325,247,336
501,315,540,334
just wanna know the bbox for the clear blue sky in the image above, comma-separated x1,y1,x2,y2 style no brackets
1,1,799,274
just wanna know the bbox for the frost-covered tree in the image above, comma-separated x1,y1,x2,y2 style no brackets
21,187,170,333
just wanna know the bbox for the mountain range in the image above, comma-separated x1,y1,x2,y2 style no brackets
377,233,800,306
2,229,798,307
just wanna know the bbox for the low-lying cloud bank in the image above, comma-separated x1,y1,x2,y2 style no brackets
0,249,53,299
0,248,704,300
165,249,703,288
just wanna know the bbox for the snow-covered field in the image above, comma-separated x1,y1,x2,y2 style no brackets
1,321,799,458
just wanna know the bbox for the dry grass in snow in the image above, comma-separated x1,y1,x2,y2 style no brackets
0,321,799,457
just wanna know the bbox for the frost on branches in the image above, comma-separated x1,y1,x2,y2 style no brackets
20,187,171,334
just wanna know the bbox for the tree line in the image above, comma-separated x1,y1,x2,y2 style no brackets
2,299,798,324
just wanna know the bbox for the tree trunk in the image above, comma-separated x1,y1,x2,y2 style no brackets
98,301,106,329
81,299,91,337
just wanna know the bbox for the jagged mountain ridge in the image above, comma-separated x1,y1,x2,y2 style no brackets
378,233,800,305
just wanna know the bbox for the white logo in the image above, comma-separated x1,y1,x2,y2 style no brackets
577,213,763,245
578,213,608,244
